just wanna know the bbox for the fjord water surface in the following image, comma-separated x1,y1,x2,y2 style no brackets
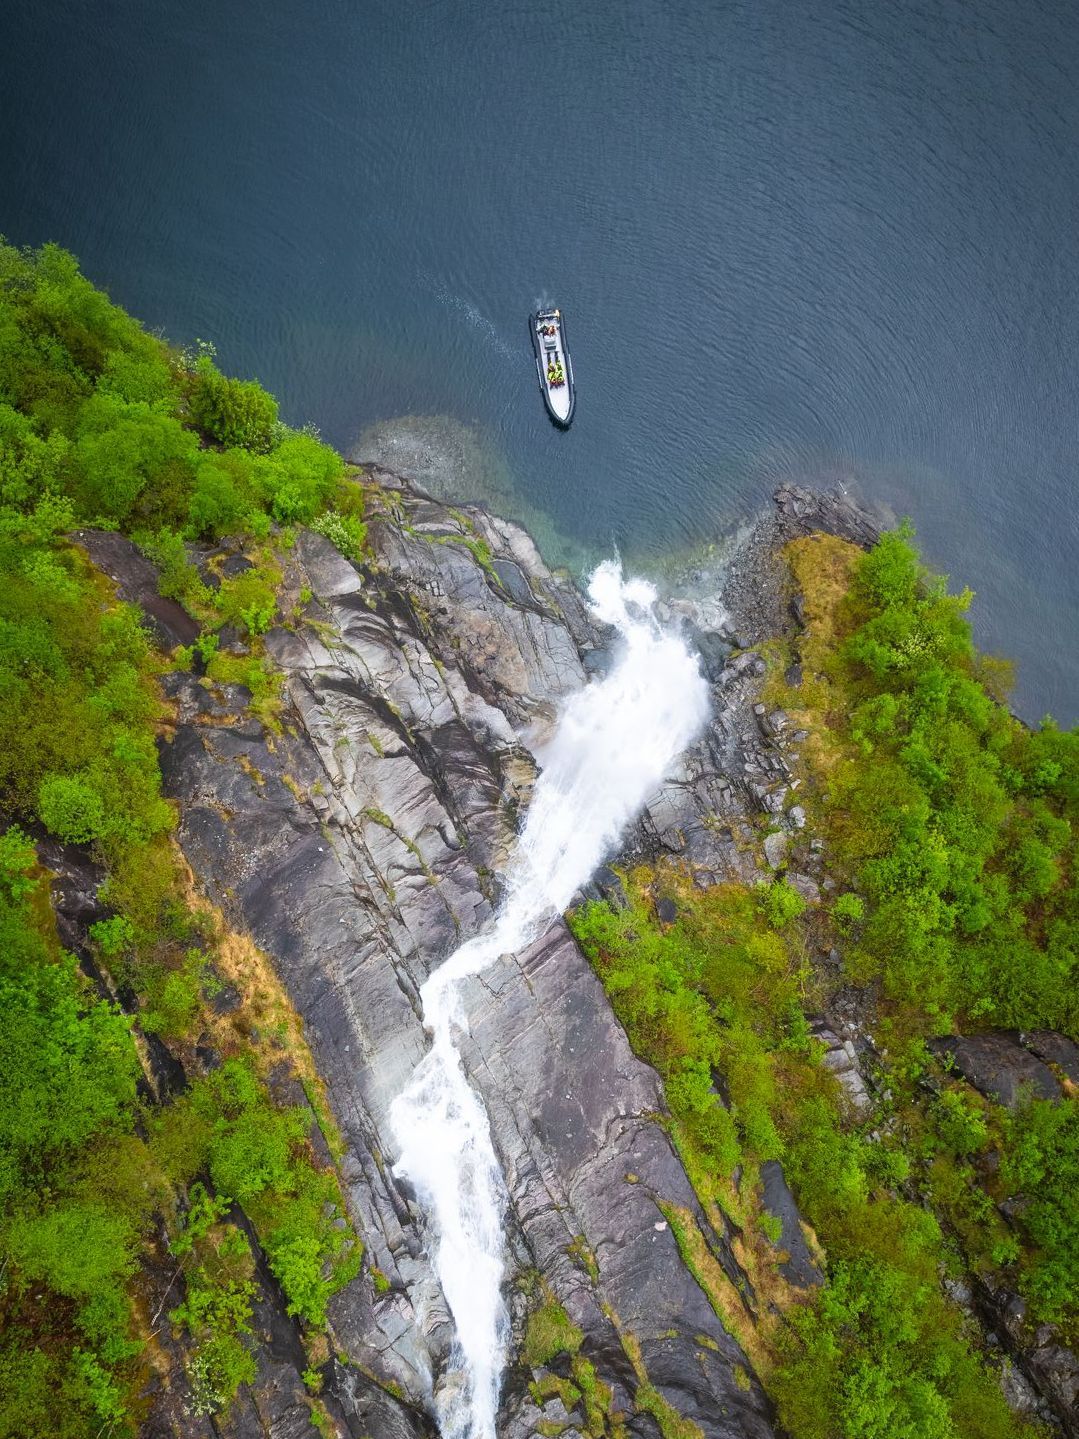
390,562,710,1436
2,0,1077,720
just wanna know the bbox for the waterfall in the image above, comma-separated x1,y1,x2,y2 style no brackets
389,560,711,1439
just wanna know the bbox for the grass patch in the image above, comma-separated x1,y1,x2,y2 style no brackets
522,1301,584,1367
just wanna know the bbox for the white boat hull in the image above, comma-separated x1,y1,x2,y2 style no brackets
530,309,576,427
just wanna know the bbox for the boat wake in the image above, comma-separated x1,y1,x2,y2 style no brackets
430,281,516,359
389,560,711,1439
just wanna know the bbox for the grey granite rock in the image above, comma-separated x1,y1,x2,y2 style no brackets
155,488,776,1437
760,1161,823,1289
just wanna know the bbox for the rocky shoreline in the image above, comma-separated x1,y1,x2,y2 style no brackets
82,474,1076,1438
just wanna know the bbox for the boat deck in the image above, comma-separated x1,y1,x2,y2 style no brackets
534,314,573,424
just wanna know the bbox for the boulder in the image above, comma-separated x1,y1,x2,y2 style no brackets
930,1033,1062,1108
763,832,789,870
760,1160,823,1289
1022,1030,1079,1084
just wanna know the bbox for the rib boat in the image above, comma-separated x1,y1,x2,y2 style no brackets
530,308,575,427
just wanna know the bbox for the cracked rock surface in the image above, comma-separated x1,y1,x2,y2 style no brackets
156,478,786,1438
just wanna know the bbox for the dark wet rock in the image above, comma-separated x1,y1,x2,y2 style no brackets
216,622,250,654
773,485,882,548
972,1277,1079,1436
692,627,734,683
142,1031,189,1103
760,1161,823,1289
37,835,108,953
73,529,200,649
588,864,629,911
194,1042,222,1073
1022,1030,1079,1084
328,1357,436,1438
490,557,536,608
655,896,678,924
209,980,243,1015
930,1032,1062,1108
220,553,255,580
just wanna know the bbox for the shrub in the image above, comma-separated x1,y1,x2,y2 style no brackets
213,563,279,637
1001,1098,1079,1328
170,1222,258,1417
89,914,137,958
189,355,278,452
0,824,36,900
74,391,197,524
310,507,367,563
256,430,342,523
832,892,864,928
38,772,106,843
759,878,807,930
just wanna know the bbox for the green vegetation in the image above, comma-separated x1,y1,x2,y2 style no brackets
168,1189,258,1417
0,241,366,1434
571,524,1079,1439
522,1300,584,1366
781,525,1078,1036
151,1059,360,1327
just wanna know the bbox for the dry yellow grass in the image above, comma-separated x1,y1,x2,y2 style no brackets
176,852,345,1157
772,533,863,781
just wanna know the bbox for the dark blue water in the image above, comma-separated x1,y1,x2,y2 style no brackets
3,0,1078,721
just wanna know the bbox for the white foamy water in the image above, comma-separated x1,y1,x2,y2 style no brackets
389,561,711,1439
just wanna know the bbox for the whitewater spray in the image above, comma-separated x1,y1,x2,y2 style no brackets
390,561,711,1438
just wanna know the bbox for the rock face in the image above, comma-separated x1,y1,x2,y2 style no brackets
929,1032,1064,1108
99,473,1079,1438
156,478,779,1437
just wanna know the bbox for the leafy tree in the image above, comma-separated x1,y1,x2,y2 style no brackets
1001,1098,1079,1327
189,355,278,452
74,391,197,524
37,771,107,843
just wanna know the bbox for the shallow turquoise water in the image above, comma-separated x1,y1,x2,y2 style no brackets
2,0,1077,719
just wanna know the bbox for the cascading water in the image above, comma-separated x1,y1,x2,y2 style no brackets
389,561,711,1439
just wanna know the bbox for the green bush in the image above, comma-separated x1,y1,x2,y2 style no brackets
256,429,343,523
189,354,278,452
832,892,864,928
310,506,367,562
74,391,197,525
759,877,808,930
149,1059,359,1326
38,771,107,843
213,563,279,637
0,825,36,901
1001,1098,1079,1328
170,1220,257,1417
